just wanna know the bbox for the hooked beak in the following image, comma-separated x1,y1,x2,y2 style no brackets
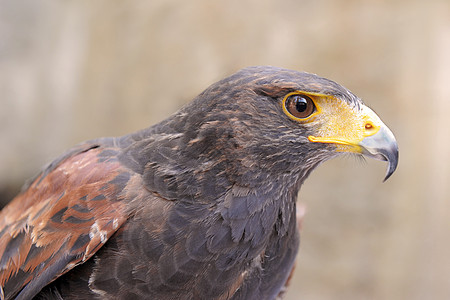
359,124,399,182
307,102,399,182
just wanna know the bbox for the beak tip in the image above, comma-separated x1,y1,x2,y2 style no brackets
382,169,394,182
382,146,399,183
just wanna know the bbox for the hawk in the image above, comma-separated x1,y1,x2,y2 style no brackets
0,66,398,299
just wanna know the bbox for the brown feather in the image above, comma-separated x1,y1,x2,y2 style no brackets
0,146,130,299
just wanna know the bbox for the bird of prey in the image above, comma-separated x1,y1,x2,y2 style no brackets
0,66,398,300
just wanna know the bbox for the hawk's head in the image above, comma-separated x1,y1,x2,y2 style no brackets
183,66,398,183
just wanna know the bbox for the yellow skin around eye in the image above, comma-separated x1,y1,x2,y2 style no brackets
282,92,322,122
283,92,383,153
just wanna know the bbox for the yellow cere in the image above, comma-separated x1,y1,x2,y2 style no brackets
298,93,382,153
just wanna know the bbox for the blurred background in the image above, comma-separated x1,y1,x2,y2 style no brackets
0,0,449,299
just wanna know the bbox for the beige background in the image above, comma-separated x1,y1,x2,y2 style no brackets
1,0,449,299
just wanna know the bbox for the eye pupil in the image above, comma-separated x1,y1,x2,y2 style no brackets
295,97,308,112
284,94,315,119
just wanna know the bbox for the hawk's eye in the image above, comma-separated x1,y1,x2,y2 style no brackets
284,94,315,119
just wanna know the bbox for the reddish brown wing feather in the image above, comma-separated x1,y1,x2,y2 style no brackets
0,145,130,299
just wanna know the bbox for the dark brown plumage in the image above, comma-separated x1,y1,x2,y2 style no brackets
0,66,398,300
